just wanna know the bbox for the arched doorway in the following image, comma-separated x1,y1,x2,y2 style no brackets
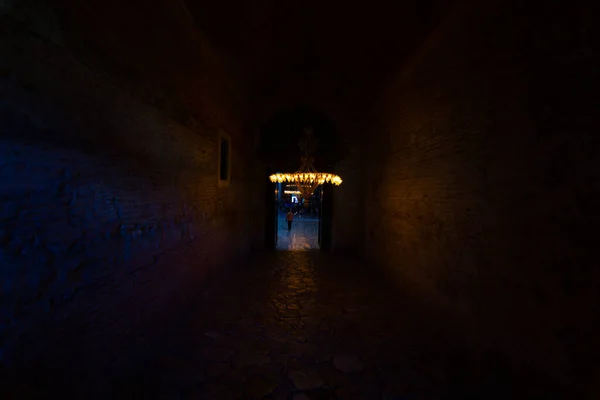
259,106,343,251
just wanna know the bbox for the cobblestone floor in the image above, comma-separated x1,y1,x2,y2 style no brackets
6,252,569,399
100,252,568,399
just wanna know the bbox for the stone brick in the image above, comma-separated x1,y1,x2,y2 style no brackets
332,142,363,254
0,5,264,380
363,0,598,386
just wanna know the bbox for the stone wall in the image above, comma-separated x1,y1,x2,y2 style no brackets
332,142,363,254
0,2,263,386
364,0,598,387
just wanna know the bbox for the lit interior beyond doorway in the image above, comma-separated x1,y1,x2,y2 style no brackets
275,181,321,251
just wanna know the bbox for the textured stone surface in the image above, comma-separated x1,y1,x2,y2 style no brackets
363,0,598,388
292,393,311,400
332,142,363,254
3,252,574,398
288,369,325,391
244,374,278,399
0,8,263,380
333,354,364,373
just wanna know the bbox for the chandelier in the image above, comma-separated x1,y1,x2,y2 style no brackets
269,128,342,201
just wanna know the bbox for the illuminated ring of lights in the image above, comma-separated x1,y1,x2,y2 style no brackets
269,173,343,186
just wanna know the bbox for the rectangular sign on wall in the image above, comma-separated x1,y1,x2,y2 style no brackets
218,130,231,187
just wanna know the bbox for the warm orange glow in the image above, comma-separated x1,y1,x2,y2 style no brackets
269,173,343,186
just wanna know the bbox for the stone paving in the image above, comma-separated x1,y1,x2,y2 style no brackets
103,251,463,399
276,213,320,251
17,252,569,399
95,251,571,400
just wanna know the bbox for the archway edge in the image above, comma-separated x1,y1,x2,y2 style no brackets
257,105,346,168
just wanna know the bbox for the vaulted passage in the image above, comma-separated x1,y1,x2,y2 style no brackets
1,0,598,398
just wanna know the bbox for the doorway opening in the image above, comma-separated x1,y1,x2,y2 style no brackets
274,180,324,251
258,105,340,251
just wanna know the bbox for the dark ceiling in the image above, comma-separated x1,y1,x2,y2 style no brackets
185,0,456,138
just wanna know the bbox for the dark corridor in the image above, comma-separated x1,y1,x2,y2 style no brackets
1,0,598,398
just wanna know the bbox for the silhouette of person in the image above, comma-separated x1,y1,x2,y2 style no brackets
286,210,294,231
